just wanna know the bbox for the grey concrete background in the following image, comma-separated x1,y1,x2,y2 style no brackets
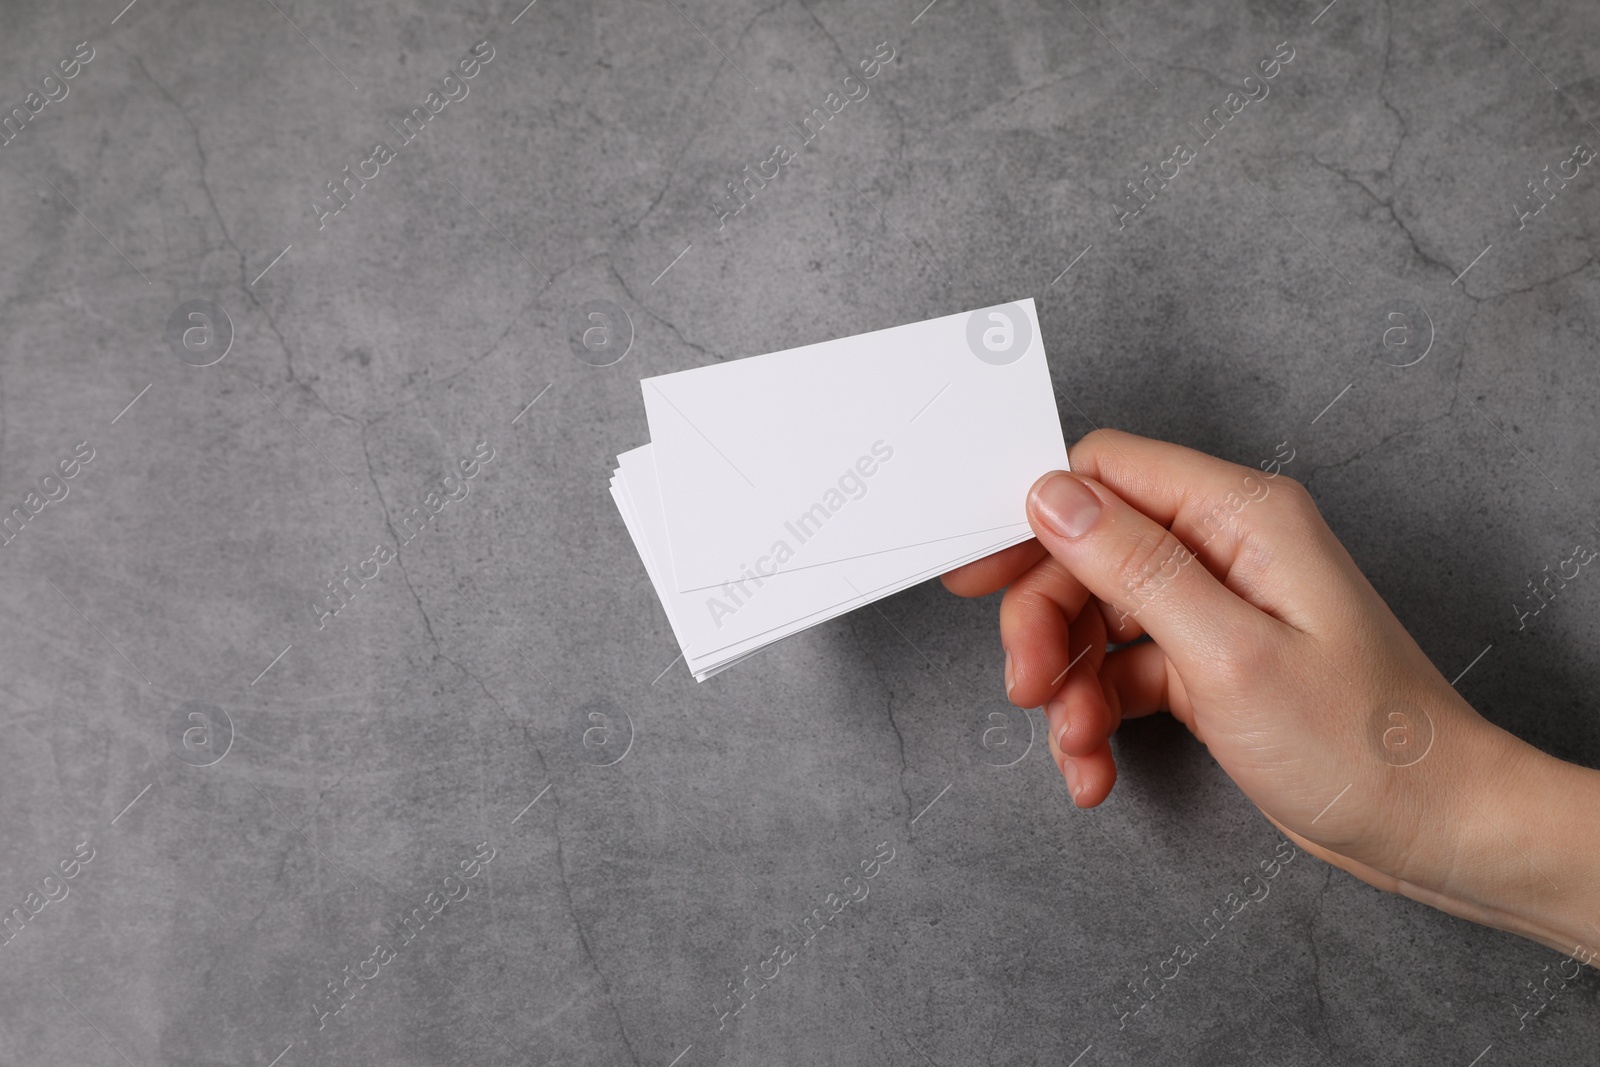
1,0,1597,1063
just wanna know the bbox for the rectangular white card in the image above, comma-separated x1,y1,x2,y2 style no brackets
641,299,1067,593
613,445,1031,675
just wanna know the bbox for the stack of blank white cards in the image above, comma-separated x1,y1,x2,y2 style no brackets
610,298,1069,680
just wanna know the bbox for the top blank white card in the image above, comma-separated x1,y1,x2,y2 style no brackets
642,299,1068,593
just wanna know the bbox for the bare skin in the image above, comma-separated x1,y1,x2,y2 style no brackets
943,430,1600,959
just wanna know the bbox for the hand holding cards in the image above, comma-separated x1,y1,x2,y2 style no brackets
610,299,1068,680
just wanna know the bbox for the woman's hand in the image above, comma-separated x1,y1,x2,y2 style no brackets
943,429,1600,957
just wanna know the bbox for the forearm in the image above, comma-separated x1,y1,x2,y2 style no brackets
1404,715,1600,960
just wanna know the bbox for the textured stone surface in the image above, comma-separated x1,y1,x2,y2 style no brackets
1,0,1598,1064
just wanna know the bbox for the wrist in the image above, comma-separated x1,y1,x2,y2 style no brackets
1401,706,1600,957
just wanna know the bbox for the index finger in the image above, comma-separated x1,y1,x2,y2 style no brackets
940,539,1047,597
1068,429,1354,630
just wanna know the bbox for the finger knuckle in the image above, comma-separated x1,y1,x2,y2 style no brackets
1265,474,1322,522
1208,634,1277,691
1110,525,1191,604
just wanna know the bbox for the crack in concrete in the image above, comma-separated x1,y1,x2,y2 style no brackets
885,689,914,836
607,259,724,363
1376,0,1410,178
625,77,724,236
548,783,645,1067
1490,253,1598,298
1446,301,1483,418
358,423,443,659
797,0,911,173
1301,411,1454,487
626,0,786,238
850,616,916,832
134,57,357,426
1305,152,1468,291
1304,864,1332,1041
426,292,549,398
795,0,851,72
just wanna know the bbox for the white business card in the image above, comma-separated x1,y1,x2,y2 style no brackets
641,299,1067,592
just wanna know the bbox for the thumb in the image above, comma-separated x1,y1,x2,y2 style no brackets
1025,470,1265,680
